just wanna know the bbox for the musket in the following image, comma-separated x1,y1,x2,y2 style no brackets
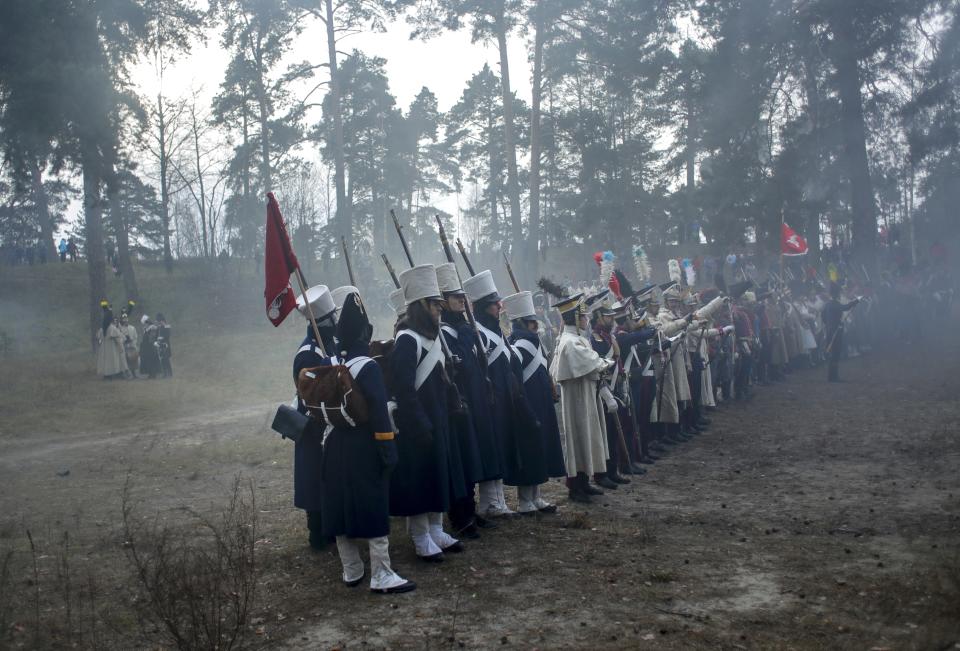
455,238,476,276
391,209,415,267
503,251,521,293
381,253,400,288
341,236,356,285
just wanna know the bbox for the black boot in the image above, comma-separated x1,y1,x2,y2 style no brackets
581,474,604,495
306,511,330,551
595,474,619,490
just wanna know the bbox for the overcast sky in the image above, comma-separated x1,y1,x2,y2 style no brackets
131,11,532,124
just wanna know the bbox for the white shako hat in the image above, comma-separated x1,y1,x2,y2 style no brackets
331,285,360,311
389,288,407,317
297,284,336,319
462,269,500,303
400,263,442,306
502,291,536,321
436,262,464,295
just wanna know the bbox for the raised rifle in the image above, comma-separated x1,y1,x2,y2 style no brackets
455,238,476,276
391,209,415,267
381,253,400,289
503,251,521,293
341,236,356,285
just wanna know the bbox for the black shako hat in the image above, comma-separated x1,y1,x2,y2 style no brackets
729,279,755,299
336,291,371,349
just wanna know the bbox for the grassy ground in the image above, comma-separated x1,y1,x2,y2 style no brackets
1,261,959,650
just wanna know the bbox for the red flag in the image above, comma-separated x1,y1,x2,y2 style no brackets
781,222,808,256
264,192,300,326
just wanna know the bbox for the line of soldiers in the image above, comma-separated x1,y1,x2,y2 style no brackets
286,258,784,595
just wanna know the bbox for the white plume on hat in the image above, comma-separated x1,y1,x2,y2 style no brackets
502,291,535,320
331,285,359,311
389,288,407,317
436,262,463,294
668,259,682,285
297,284,336,318
399,264,441,306
462,270,499,303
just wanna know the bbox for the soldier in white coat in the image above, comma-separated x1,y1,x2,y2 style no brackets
549,293,615,503
649,286,694,442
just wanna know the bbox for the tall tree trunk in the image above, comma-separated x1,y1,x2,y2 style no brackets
684,85,696,246
32,165,57,261
253,39,273,195
81,146,107,351
157,94,174,273
324,0,351,250
192,113,209,258
801,41,822,256
528,3,544,281
105,163,139,303
494,6,523,249
487,106,499,245
831,11,878,275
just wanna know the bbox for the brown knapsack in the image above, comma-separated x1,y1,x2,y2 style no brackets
296,357,373,429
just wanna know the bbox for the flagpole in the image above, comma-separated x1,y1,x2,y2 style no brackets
293,266,327,357
780,210,785,291
266,192,327,357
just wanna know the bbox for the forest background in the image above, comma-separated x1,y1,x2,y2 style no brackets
1,0,959,343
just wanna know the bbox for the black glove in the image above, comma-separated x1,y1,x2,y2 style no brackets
660,339,672,351
377,439,399,473
685,313,695,323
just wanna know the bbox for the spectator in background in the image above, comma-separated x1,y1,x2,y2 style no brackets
156,313,173,378
139,316,160,379
119,311,139,377
68,238,78,261
58,238,68,262
96,304,129,380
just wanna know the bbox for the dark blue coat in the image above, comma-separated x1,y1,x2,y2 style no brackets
475,314,524,483
292,330,328,513
442,316,494,484
508,326,566,483
318,341,394,539
389,329,454,516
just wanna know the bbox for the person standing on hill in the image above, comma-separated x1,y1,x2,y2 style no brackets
156,313,173,378
139,316,160,379
96,303,128,379
119,311,139,377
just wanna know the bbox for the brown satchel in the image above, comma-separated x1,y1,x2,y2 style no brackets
296,357,372,428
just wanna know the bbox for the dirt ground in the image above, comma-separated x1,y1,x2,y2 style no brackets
1,335,959,650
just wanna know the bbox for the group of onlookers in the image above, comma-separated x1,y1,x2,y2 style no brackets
95,304,172,380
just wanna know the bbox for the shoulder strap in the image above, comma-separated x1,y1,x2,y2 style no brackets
514,338,547,383
441,324,458,339
399,329,444,390
344,356,373,378
477,323,508,365
297,343,325,357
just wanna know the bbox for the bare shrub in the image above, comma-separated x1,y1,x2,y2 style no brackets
121,476,258,651
0,547,13,649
